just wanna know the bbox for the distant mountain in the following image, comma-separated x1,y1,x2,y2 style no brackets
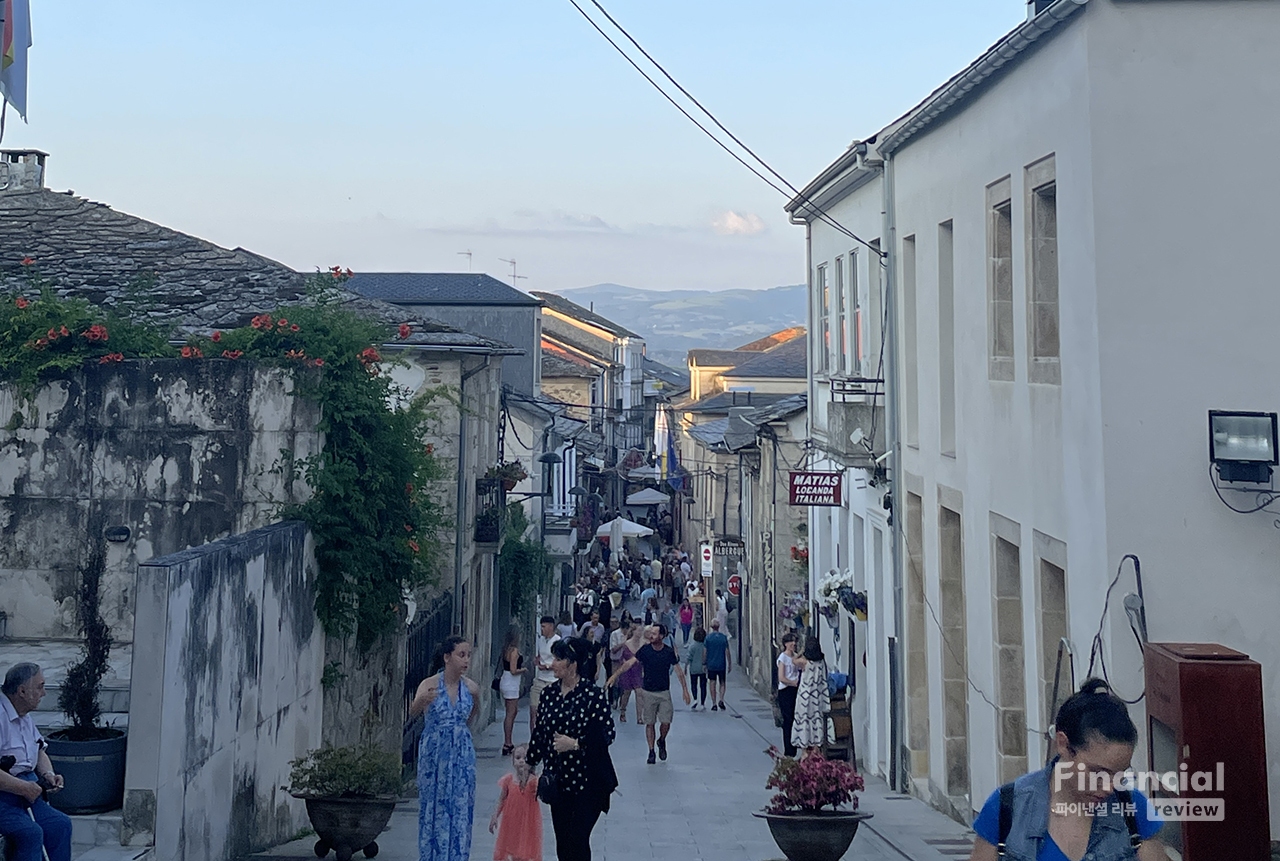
557,283,806,368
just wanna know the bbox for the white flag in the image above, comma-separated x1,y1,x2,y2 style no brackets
1,0,33,120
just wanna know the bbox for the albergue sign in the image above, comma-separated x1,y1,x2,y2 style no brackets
788,471,843,506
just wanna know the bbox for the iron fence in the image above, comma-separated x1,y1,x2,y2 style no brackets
403,592,454,767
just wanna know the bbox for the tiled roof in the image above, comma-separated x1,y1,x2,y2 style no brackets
346,272,540,306
688,349,752,368
0,187,516,353
529,291,641,339
735,327,806,352
542,347,600,379
720,336,807,379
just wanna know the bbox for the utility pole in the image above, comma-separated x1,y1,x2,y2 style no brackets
457,250,473,271
498,258,528,288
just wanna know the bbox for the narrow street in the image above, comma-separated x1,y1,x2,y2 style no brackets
256,664,976,861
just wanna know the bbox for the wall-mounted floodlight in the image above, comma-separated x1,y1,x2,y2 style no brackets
1209,410,1278,483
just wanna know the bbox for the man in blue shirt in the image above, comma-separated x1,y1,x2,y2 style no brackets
1,663,71,861
703,619,731,711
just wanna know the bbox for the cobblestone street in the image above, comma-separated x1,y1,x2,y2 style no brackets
256,665,976,861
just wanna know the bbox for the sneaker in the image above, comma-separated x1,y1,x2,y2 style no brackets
718,701,726,711
647,750,657,765
657,739,667,761
711,703,718,711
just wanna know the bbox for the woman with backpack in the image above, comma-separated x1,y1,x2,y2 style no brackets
966,679,1169,860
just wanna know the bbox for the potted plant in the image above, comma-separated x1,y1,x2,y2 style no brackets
475,504,503,546
286,744,402,861
484,461,528,492
46,547,127,814
753,747,871,861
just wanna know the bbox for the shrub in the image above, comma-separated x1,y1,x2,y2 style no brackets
287,745,403,799
764,747,864,813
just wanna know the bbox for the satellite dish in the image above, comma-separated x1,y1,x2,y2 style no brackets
849,427,865,446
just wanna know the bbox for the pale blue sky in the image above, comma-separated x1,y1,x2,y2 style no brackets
6,1,1025,292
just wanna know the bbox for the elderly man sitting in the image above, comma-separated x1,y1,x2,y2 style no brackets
1,663,71,861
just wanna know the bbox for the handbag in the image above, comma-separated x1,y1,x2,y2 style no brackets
536,759,559,805
491,656,503,692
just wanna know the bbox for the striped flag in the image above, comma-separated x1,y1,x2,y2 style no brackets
1,0,32,120
654,406,670,481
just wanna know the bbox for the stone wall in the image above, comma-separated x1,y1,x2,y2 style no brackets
0,361,321,642
122,521,323,859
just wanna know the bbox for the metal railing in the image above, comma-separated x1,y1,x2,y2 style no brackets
403,593,455,767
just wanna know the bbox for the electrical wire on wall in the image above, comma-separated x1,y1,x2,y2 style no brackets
1084,554,1147,705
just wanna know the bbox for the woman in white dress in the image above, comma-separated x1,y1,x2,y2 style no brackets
791,637,830,754
498,627,525,757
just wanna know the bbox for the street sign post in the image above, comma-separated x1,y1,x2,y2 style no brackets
699,542,713,578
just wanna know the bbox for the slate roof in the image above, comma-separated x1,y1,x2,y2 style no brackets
685,417,731,451
735,327,806,352
682,391,792,415
720,335,807,379
0,185,515,353
688,394,807,453
530,291,641,339
542,347,600,379
643,357,688,391
688,349,752,368
346,272,540,306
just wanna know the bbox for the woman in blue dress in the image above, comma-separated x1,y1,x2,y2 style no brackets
410,635,480,861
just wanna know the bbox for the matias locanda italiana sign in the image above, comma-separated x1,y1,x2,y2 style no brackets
789,471,842,506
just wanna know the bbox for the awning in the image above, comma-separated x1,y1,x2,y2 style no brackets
595,517,655,538
625,488,670,506
627,464,660,480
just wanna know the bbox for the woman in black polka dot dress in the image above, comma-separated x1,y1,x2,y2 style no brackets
526,637,618,861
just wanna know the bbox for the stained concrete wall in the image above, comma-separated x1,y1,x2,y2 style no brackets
0,361,321,643
122,521,323,859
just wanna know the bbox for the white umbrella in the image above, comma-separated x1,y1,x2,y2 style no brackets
625,488,670,505
595,517,655,538
627,464,660,480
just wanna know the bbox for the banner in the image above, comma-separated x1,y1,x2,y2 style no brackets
789,471,843,506
0,0,32,120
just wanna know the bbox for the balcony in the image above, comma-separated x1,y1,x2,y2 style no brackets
474,477,506,550
823,378,886,467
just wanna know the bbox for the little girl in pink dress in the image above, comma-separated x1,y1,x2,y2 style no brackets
488,744,542,861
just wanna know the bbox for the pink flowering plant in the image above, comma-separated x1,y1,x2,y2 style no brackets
764,747,864,813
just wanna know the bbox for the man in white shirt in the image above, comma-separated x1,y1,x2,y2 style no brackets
528,617,561,733
1,663,71,861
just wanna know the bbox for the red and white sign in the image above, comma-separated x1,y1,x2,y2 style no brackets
789,471,843,507
727,574,742,597
700,542,713,577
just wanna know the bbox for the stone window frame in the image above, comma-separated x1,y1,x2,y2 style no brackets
989,511,1027,782
986,176,1015,381
1025,155,1060,385
1032,529,1069,757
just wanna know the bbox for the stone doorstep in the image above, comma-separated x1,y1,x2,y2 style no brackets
70,810,123,849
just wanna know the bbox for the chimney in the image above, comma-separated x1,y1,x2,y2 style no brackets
0,150,48,192
1027,0,1053,19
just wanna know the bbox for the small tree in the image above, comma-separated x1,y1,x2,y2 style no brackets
57,546,117,739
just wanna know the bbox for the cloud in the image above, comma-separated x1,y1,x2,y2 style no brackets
711,211,766,236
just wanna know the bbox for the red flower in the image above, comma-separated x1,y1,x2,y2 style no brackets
221,349,243,359
328,265,342,275
405,483,414,495
14,297,29,309
81,324,109,342
285,348,307,360
344,268,353,278
59,326,69,337
404,523,413,532
212,331,222,342
20,257,34,266
408,539,420,554
276,318,289,328
359,347,382,366
33,338,47,348
290,324,300,332
310,358,325,367
181,345,203,359
397,323,411,340
250,313,274,330
47,328,57,340
99,352,124,364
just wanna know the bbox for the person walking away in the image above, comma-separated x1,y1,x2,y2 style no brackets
530,617,561,734
791,638,830,754
498,627,527,756
489,744,542,861
714,589,729,632
775,633,801,757
607,625,690,764
684,628,708,710
527,639,618,861
703,619,731,711
605,619,623,707
677,601,694,643
966,679,1169,861
0,663,72,861
556,612,577,642
613,622,645,723
411,636,480,861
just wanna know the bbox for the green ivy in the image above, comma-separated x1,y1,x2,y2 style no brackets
498,503,550,617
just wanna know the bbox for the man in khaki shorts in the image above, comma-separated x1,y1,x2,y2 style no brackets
529,615,560,732
608,624,690,764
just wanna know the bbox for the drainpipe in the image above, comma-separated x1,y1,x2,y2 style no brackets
453,356,492,633
882,152,906,792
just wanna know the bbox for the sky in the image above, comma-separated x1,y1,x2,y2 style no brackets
4,1,1027,294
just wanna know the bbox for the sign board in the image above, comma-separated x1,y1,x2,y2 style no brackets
789,471,843,506
727,573,742,597
714,538,745,559
700,542,713,577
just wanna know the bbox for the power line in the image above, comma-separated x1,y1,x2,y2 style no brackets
566,0,882,256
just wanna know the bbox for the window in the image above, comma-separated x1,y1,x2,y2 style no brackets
868,240,882,379
1027,155,1059,384
835,256,847,373
817,263,830,373
988,177,1014,381
939,221,956,456
849,250,862,376
902,236,918,447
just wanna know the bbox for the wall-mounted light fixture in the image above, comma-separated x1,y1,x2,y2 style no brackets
1209,411,1278,483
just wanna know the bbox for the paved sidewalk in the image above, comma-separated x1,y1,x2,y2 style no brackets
255,664,975,860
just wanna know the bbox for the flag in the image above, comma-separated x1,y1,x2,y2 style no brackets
654,406,671,481
1,0,32,120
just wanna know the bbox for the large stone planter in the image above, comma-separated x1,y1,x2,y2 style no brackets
753,810,873,861
296,795,397,861
45,729,127,814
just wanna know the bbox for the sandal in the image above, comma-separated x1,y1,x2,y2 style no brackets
619,714,626,723
501,744,514,757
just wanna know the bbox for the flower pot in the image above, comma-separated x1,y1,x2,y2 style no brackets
753,810,872,861
44,728,127,814
297,795,397,861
